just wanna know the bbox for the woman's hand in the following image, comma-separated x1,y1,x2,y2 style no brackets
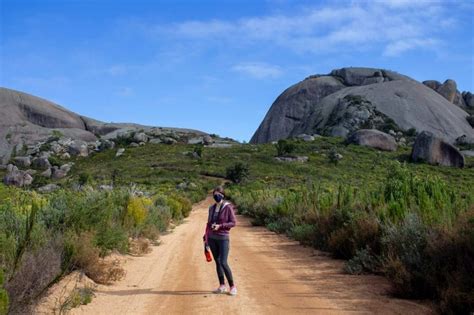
211,223,220,231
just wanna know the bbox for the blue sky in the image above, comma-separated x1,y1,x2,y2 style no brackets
1,0,473,142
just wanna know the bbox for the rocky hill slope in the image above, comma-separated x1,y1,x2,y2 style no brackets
0,87,209,164
250,67,474,144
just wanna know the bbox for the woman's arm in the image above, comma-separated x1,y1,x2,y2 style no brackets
220,204,237,229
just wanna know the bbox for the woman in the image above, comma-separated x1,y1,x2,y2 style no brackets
204,186,237,296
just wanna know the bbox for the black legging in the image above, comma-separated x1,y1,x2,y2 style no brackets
208,238,234,286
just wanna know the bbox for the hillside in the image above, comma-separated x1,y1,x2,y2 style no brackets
0,87,209,164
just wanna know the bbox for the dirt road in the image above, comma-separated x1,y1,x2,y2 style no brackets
72,197,433,315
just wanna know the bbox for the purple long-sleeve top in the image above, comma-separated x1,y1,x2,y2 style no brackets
205,201,237,240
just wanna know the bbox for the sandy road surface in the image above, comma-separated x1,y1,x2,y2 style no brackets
72,197,433,315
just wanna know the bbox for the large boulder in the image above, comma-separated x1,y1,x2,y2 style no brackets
251,67,474,144
133,132,148,143
347,129,397,151
68,140,89,157
3,166,34,187
437,79,457,103
411,131,464,168
423,79,467,107
38,183,60,193
13,156,31,168
463,92,474,108
251,75,346,143
31,157,51,170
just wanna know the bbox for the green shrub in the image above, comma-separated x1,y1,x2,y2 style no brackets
193,145,203,158
289,224,317,246
48,155,62,167
382,214,428,297
405,128,417,137
275,139,295,156
344,246,380,274
94,225,129,256
0,270,8,315
78,172,92,186
226,162,249,184
328,147,342,166
60,287,94,312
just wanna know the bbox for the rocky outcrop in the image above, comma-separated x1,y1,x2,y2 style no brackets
0,87,210,164
3,164,33,187
411,131,464,168
251,75,346,143
422,79,467,108
251,67,473,144
347,129,397,151
463,92,474,108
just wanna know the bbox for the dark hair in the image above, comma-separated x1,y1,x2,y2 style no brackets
212,185,225,196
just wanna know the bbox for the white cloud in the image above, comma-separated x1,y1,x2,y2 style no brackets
156,1,452,57
231,62,283,79
383,38,439,56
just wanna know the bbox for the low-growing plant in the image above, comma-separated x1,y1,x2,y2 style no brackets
226,162,249,184
78,172,92,186
275,139,295,156
60,286,94,312
48,155,62,167
344,246,380,275
0,270,9,315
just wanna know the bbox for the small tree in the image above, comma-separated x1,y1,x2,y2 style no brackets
226,162,249,184
275,139,296,156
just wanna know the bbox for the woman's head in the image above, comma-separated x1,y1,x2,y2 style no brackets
212,186,225,203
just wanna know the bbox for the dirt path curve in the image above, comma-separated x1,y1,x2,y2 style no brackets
72,196,433,315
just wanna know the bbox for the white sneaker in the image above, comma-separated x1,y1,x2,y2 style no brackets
213,285,227,294
229,286,237,296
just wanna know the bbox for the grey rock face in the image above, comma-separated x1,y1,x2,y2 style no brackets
295,134,315,141
149,138,162,144
274,156,309,162
38,183,60,193
32,157,51,170
251,75,346,143
460,150,474,157
347,129,397,151
51,166,68,179
463,92,474,108
68,140,89,157
163,137,177,145
188,137,204,145
13,156,31,168
115,148,125,157
437,79,457,103
3,168,34,187
40,168,52,178
203,135,213,145
251,67,474,144
411,131,464,168
423,79,467,107
133,132,148,143
422,80,442,90
0,87,210,164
